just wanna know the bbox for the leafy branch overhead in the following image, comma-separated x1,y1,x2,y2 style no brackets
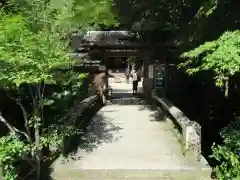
0,15,72,88
178,30,240,96
0,0,118,88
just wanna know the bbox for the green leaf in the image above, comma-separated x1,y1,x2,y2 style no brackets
179,30,240,95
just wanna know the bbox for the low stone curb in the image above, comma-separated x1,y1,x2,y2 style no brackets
49,95,101,153
109,97,146,105
151,91,201,162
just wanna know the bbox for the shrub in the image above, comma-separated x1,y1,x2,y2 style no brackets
210,119,240,180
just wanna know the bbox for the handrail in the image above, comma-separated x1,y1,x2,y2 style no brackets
50,95,100,152
151,90,201,161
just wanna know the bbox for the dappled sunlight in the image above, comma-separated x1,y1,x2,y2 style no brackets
57,111,123,165
137,104,166,122
79,113,123,152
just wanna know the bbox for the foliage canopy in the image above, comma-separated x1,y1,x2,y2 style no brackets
179,30,240,97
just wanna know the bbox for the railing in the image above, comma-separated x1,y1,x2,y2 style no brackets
151,90,201,161
50,95,101,153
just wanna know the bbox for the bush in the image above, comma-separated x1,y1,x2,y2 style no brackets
210,119,240,180
0,135,30,180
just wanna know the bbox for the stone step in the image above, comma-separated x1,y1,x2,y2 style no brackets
109,97,146,105
51,169,213,180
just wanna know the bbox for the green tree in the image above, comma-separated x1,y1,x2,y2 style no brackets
0,14,74,179
113,0,205,42
178,31,240,98
173,1,240,179
0,0,118,179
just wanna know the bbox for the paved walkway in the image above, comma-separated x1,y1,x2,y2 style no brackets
51,81,211,179
70,104,190,169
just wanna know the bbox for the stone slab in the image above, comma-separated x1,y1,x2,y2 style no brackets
152,92,202,161
53,169,212,180
51,85,211,180
52,103,211,174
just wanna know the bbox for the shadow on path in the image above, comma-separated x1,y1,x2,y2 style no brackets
57,111,123,162
77,112,123,153
137,104,167,122
61,102,102,157
42,101,103,179
111,93,143,99
44,110,123,179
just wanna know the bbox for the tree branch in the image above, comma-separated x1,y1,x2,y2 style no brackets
16,100,32,143
37,83,45,126
6,93,32,143
0,112,31,142
28,85,37,110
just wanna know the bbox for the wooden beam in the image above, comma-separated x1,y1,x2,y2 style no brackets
79,43,149,49
104,51,145,57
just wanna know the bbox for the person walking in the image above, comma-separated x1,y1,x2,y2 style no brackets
132,69,138,95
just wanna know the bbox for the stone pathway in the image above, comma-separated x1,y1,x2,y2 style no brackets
51,81,211,180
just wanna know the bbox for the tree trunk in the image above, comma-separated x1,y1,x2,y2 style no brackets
35,121,41,180
0,160,3,178
225,77,229,98
33,85,42,180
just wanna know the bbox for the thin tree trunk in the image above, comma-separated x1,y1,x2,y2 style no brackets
29,85,42,180
6,93,32,143
35,120,41,180
0,113,31,140
225,77,229,98
0,161,3,179
35,85,42,180
17,101,32,143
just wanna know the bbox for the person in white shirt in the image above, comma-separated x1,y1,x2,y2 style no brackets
132,69,138,95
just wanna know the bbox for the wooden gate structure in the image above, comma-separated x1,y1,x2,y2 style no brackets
71,31,161,98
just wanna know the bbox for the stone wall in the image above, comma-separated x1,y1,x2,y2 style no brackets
152,91,201,161
50,95,101,153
